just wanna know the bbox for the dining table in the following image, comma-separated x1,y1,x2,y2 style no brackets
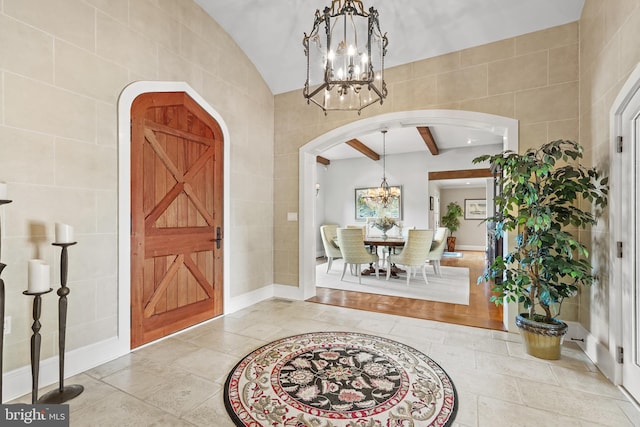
361,236,405,276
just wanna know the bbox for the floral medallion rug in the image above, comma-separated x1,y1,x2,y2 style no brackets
224,331,457,426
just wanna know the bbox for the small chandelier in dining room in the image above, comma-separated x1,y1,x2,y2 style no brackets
303,0,388,115
365,129,400,207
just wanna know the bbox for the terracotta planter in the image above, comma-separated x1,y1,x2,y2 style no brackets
446,236,456,252
515,313,568,360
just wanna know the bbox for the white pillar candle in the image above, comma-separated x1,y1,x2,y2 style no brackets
0,182,7,200
55,223,74,243
28,259,50,293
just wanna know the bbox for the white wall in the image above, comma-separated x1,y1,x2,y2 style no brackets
439,187,487,249
316,163,328,256
324,152,429,229
321,144,501,234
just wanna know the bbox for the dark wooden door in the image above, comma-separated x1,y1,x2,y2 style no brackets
130,92,223,348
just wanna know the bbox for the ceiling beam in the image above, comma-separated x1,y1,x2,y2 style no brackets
346,138,380,161
417,126,439,155
428,168,493,180
316,155,330,166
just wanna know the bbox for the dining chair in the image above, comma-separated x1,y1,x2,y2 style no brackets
425,227,448,276
386,229,434,285
320,224,342,272
382,226,413,267
346,225,366,238
336,228,379,284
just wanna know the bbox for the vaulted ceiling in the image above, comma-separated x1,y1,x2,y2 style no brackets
194,0,584,95
193,0,584,164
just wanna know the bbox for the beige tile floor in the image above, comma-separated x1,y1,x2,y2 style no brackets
14,298,640,426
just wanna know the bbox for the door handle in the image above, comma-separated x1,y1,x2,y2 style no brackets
211,227,222,249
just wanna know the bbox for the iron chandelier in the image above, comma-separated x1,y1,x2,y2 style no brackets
303,0,388,115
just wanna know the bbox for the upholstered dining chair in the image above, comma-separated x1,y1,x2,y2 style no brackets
336,228,379,284
379,226,412,269
320,224,342,272
425,227,448,276
346,224,366,238
386,229,434,285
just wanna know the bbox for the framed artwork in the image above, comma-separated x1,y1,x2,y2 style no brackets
355,186,402,220
429,196,434,211
464,199,487,220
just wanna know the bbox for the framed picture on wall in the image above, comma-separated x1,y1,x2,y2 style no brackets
355,186,402,220
429,196,434,211
464,199,487,220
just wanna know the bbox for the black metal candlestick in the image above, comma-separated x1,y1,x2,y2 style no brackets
39,242,83,404
23,288,53,404
0,262,5,403
0,199,13,402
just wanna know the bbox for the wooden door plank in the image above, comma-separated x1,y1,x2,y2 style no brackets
144,254,183,318
144,128,184,181
144,119,214,146
184,253,215,299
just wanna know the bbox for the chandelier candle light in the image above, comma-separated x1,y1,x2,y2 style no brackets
303,0,388,114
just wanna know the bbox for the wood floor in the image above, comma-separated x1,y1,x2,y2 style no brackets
307,250,505,331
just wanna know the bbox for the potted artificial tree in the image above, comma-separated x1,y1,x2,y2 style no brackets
440,201,463,252
473,140,608,359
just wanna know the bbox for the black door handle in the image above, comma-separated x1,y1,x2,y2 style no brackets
211,227,222,249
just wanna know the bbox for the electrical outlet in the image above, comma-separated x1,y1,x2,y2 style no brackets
3,316,10,335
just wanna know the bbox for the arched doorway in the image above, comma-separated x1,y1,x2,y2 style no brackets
117,82,231,353
298,110,518,329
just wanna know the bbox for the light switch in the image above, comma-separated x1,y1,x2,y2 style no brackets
287,212,298,221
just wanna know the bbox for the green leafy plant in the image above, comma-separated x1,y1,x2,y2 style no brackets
440,201,463,237
473,140,608,323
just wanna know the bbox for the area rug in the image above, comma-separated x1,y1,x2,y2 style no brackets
224,331,457,426
316,260,470,305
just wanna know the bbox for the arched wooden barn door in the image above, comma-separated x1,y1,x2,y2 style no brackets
130,91,223,348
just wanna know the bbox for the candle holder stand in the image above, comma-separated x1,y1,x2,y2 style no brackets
0,199,13,402
23,288,53,404
39,242,84,404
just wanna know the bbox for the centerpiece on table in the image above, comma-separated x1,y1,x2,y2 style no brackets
371,216,396,239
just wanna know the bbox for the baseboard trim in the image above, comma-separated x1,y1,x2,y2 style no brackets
226,283,305,314
225,285,276,314
565,321,618,384
2,336,128,403
273,283,305,300
456,245,485,251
